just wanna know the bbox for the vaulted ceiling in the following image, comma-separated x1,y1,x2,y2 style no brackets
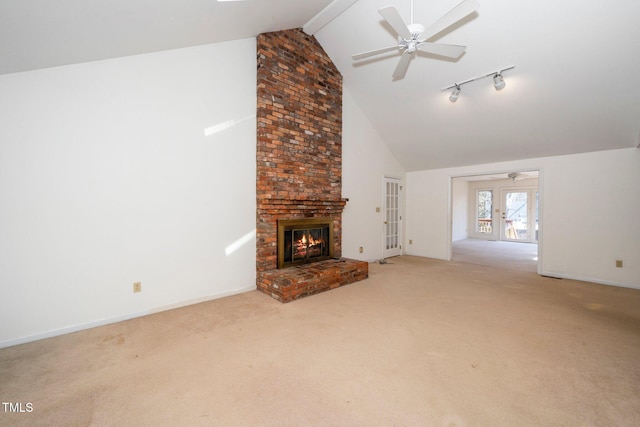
2,0,639,171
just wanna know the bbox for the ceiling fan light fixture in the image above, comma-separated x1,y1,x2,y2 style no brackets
449,85,461,102
406,40,417,54
493,73,506,90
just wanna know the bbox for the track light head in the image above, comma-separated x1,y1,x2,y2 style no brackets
493,73,506,90
449,85,461,103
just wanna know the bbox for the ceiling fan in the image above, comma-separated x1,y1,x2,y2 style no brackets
352,0,479,80
507,172,527,181
488,172,538,182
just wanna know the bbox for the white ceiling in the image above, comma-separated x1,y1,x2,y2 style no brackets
2,0,639,171
0,0,333,74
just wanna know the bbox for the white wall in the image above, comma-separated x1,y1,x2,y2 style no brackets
0,39,258,347
451,178,469,241
342,89,406,262
406,148,640,289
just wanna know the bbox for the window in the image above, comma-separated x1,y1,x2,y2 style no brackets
476,190,493,234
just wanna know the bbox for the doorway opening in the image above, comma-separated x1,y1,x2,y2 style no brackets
450,170,540,272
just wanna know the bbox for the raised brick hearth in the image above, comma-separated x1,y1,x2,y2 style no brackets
259,259,368,303
256,28,367,302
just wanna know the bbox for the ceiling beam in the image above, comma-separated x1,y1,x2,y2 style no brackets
303,0,358,35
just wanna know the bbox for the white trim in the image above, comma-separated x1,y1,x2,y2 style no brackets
303,0,359,35
0,285,256,349
536,168,544,275
446,176,453,261
540,271,640,291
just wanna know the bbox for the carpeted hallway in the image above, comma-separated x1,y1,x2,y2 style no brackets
1,256,639,426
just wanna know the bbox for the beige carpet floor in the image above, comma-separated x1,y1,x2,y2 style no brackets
1,256,639,426
452,239,538,273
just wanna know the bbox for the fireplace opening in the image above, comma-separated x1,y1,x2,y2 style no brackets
278,218,334,269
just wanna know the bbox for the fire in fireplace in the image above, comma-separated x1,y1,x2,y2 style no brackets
277,218,334,269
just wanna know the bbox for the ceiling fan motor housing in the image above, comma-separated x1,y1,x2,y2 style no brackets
399,24,425,54
407,23,425,41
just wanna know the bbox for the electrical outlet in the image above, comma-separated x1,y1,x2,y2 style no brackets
133,282,142,293
359,246,363,253
409,239,413,244
376,207,381,213
616,260,623,268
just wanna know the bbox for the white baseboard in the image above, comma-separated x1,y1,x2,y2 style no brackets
0,285,256,349
540,271,640,290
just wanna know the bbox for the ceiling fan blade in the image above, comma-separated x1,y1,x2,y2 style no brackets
352,45,400,61
392,52,412,80
379,6,412,40
421,0,479,41
417,42,466,58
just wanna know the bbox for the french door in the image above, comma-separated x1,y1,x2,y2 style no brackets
383,177,402,258
501,189,538,242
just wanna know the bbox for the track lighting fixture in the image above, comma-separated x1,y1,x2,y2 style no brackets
493,73,505,90
443,65,514,102
449,85,461,102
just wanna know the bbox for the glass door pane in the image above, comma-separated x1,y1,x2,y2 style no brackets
503,191,528,241
476,190,493,234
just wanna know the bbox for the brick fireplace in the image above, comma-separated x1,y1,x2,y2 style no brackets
256,28,368,303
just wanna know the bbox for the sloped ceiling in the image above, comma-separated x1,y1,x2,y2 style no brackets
1,0,639,171
0,0,333,74
315,0,640,170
